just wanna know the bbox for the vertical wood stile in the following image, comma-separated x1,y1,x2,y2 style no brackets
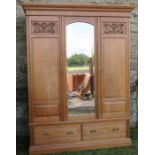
96,17,102,119
59,16,63,121
127,17,131,137
26,16,33,146
62,16,68,121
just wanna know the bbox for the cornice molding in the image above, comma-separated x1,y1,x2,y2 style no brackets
21,3,135,13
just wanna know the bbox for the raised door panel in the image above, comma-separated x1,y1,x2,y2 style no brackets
31,38,59,101
28,16,61,122
100,17,129,118
102,100,128,118
102,38,127,97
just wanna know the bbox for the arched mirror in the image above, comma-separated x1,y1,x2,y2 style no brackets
66,22,96,119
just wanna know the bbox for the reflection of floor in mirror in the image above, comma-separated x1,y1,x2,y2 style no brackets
68,97,95,108
68,94,95,114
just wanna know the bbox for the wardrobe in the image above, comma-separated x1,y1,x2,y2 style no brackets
22,3,134,155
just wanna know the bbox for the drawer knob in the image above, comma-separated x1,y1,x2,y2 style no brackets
112,128,119,132
90,129,96,133
66,131,74,135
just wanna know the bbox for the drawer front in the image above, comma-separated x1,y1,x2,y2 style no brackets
83,121,126,141
33,124,81,145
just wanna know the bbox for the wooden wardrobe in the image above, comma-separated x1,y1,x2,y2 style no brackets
22,3,134,155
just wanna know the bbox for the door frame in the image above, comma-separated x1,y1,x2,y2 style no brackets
61,16,101,121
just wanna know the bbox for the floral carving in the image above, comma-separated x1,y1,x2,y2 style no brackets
32,21,57,34
103,23,126,34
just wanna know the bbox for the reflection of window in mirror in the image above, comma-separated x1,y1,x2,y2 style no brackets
66,22,95,118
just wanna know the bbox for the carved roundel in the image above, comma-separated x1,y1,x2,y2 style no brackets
31,21,58,34
103,22,126,34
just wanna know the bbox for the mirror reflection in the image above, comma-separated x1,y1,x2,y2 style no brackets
66,22,95,118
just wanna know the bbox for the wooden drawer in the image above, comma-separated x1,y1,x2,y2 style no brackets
83,121,126,141
33,124,81,145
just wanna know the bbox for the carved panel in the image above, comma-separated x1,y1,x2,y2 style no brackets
31,21,58,34
103,22,126,34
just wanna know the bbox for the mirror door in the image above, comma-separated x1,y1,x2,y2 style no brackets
64,18,97,120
